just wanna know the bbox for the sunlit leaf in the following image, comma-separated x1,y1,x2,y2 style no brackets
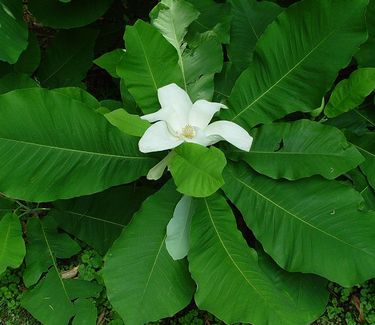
189,193,328,325
237,120,364,180
169,143,226,197
118,20,183,114
223,162,375,286
0,88,155,202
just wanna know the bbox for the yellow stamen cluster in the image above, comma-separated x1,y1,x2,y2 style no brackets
181,125,195,139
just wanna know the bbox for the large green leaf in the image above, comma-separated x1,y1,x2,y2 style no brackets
103,182,195,325
227,0,283,72
23,217,80,287
355,0,375,67
0,1,28,64
150,0,199,92
28,0,114,29
0,73,39,95
94,49,125,78
349,168,375,211
223,163,375,286
0,213,25,274
324,107,374,136
150,0,223,101
236,120,364,180
169,143,226,197
350,133,375,191
186,0,231,45
37,29,98,88
183,39,223,101
52,87,100,110
118,20,183,114
105,109,150,137
21,217,100,325
73,299,97,325
150,0,199,54
0,197,14,216
22,269,75,325
325,68,375,118
14,31,41,75
22,268,101,325
223,0,368,130
188,194,328,325
0,88,155,202
51,185,154,255
213,62,241,102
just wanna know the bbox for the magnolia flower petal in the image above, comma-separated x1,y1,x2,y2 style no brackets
158,83,191,128
138,121,183,153
146,152,174,180
141,109,169,123
189,100,227,129
204,121,253,152
166,195,195,260
185,128,212,147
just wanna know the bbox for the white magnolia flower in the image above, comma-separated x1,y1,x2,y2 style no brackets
138,83,253,153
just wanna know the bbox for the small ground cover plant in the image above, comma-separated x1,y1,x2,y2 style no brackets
0,0,375,324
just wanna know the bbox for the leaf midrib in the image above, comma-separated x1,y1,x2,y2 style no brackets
140,235,166,307
203,198,263,297
61,210,124,228
231,30,336,122
203,198,286,321
134,27,158,92
353,109,375,127
233,174,375,259
40,38,93,85
39,219,71,302
174,150,223,184
0,137,147,160
354,144,375,158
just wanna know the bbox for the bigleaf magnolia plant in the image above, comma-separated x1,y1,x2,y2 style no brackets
0,0,375,324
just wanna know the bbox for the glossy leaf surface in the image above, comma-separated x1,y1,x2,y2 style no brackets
0,88,155,202
223,163,375,286
189,194,328,325
103,182,195,325
51,185,154,255
325,68,375,118
23,217,80,287
169,143,226,197
228,0,282,71
0,1,28,63
118,20,183,114
238,120,364,180
224,0,368,130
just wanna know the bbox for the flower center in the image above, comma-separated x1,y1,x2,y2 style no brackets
181,125,195,139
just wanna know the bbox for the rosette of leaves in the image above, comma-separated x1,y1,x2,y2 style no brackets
0,0,375,324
